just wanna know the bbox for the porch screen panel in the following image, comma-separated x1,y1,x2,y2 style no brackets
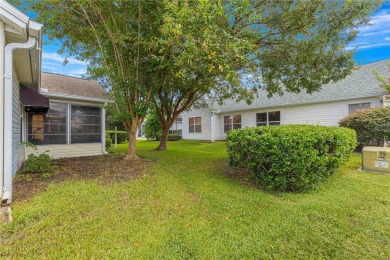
27,102,67,145
71,105,101,143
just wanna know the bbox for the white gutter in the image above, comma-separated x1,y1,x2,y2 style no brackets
210,112,214,142
42,92,111,104
2,36,37,204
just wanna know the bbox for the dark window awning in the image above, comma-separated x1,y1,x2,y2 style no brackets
20,84,49,113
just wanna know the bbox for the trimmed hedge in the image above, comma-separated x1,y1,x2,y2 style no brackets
168,134,182,141
106,130,128,144
227,125,357,192
156,134,182,141
339,107,390,149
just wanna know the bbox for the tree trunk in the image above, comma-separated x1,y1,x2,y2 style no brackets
156,123,170,150
125,118,139,160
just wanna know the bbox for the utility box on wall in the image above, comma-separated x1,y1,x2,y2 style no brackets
362,146,390,174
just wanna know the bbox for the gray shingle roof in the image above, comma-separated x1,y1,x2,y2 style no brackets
213,59,389,113
40,72,108,101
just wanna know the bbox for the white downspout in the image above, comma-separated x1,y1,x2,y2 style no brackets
210,112,214,142
2,36,37,204
0,21,4,201
102,103,107,154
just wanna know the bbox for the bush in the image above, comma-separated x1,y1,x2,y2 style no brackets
106,130,128,144
227,125,357,192
167,134,182,141
339,107,390,149
105,133,112,148
144,113,161,140
21,142,53,175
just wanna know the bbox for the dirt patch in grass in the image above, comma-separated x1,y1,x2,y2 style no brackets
215,160,250,180
13,154,153,203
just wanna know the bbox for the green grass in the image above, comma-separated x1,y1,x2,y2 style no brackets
1,140,389,259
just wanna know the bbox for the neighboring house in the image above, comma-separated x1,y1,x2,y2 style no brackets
0,1,108,205
25,72,108,159
181,59,390,141
137,115,183,138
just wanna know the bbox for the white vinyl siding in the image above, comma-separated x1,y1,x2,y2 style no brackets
25,143,104,159
210,113,220,141
12,68,24,176
281,98,380,125
216,97,381,140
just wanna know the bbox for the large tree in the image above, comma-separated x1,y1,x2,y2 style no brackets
153,1,256,150
152,0,382,150
32,0,165,160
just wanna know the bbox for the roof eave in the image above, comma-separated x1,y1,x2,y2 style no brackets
218,95,385,114
0,1,29,35
41,92,112,104
0,1,43,91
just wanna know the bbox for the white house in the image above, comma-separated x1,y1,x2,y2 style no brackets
0,1,43,205
25,72,108,159
181,59,390,141
0,1,108,206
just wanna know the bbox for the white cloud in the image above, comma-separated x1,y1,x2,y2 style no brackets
347,8,390,52
41,51,88,78
42,52,87,65
353,42,390,50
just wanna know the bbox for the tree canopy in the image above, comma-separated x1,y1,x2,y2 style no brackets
30,0,383,155
149,0,383,150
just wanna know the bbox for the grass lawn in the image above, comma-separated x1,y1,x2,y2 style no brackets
1,140,389,259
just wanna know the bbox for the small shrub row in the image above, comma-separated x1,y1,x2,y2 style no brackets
227,125,357,192
339,106,390,149
155,134,182,141
106,130,128,144
168,134,182,141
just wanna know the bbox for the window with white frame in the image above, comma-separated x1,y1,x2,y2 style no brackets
348,102,370,115
224,115,241,132
256,111,280,126
189,117,201,133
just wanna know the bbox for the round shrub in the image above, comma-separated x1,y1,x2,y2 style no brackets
144,114,161,140
105,133,112,148
339,107,390,149
227,125,357,192
106,130,128,144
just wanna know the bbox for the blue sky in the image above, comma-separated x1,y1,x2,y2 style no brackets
33,2,390,78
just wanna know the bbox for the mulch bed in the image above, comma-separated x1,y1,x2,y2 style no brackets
13,154,153,203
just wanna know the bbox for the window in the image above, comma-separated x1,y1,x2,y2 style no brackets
348,103,370,114
27,102,103,145
224,115,241,132
256,111,280,126
28,102,67,145
171,116,182,136
71,105,101,143
189,117,201,133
